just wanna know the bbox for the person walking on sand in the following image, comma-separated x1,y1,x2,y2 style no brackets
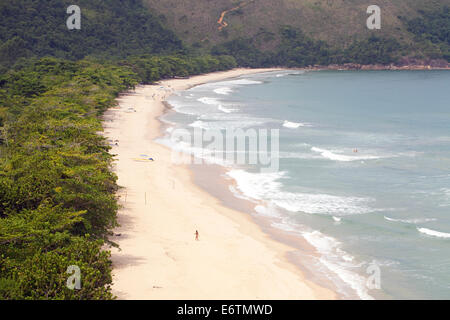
195,230,199,241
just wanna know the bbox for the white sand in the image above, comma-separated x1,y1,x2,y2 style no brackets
103,68,336,300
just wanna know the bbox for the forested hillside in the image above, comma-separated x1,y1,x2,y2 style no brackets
145,0,450,64
405,6,450,61
1,0,449,70
0,0,184,70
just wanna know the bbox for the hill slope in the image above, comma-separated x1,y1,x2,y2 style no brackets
0,0,184,69
0,0,448,69
144,0,450,54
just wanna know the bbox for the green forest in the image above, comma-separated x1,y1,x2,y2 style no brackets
1,1,449,71
211,28,405,68
0,0,184,69
0,0,448,299
211,6,449,67
0,55,235,299
405,6,450,60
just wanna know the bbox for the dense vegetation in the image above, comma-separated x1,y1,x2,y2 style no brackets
124,54,237,83
405,6,450,61
212,28,404,68
0,54,235,299
211,11,450,68
1,0,449,71
145,0,450,63
0,0,184,70
0,58,133,299
0,0,447,301
0,0,238,300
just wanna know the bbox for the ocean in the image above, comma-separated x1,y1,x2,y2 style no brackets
158,70,450,299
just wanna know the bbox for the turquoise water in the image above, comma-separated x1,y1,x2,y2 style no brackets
161,70,450,299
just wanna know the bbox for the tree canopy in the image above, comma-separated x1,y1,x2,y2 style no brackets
0,54,235,299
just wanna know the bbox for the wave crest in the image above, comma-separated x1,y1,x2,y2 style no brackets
214,87,233,95
384,216,437,224
282,120,310,129
311,147,383,162
417,227,450,239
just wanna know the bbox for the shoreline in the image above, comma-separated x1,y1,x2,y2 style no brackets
188,162,346,297
302,61,450,71
103,68,337,299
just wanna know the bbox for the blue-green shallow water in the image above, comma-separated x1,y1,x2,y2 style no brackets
160,70,450,299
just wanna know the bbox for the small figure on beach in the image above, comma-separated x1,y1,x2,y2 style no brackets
195,230,199,241
353,148,358,153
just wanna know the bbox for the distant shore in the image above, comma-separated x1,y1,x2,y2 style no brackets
103,68,336,299
304,60,450,71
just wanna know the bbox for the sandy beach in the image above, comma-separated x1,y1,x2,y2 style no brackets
103,68,336,300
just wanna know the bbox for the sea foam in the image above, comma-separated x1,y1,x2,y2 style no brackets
189,119,267,130
282,120,310,129
222,79,263,85
417,227,450,239
214,87,233,95
311,147,383,162
227,169,376,216
302,231,374,300
218,105,238,113
255,207,372,300
384,216,437,224
198,97,221,105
